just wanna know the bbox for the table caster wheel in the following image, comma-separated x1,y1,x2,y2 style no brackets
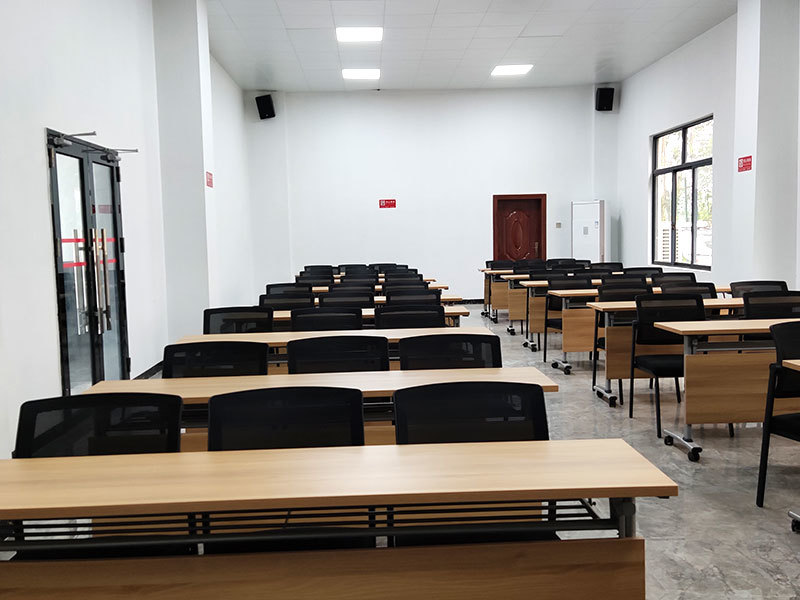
530,345,538,352
608,396,617,406
688,449,701,462
564,367,571,375
792,520,800,533
664,435,674,446
596,391,603,398
551,362,559,369
523,341,529,348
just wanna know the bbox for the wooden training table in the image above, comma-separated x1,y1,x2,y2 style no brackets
587,298,743,407
652,317,800,460
272,305,469,326
0,439,677,599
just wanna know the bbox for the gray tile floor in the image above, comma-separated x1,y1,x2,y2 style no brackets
464,305,800,599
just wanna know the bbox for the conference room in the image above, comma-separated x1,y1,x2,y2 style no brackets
1,0,798,598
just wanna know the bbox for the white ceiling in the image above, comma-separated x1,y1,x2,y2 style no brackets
208,0,737,92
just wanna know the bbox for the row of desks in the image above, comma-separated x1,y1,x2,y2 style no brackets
270,305,468,325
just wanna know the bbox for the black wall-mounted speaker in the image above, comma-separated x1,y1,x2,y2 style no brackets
255,94,276,119
595,87,614,111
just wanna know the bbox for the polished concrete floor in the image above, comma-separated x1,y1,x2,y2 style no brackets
464,305,800,599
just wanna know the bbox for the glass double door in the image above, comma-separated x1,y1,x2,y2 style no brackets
48,132,129,394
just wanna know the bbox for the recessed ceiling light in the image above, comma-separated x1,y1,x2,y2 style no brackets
342,68,381,80
336,27,383,42
491,64,533,76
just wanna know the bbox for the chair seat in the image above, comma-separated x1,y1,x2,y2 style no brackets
633,354,684,377
596,337,606,350
770,413,800,442
545,318,562,329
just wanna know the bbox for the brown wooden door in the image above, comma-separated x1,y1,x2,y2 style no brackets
493,194,546,260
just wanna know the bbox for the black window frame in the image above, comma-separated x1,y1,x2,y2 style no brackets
651,115,713,270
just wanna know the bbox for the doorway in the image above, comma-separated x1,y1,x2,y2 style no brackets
492,194,547,260
47,130,130,395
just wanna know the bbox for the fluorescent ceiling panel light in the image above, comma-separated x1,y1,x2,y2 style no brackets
336,27,383,42
342,68,381,80
491,64,533,76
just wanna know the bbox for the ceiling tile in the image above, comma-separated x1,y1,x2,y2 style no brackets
436,0,492,13
221,0,280,15
385,0,437,15
383,13,435,27
296,52,341,68
230,14,285,29
288,28,338,51
333,13,385,26
427,27,477,40
522,11,583,36
426,37,473,50
487,0,545,11
276,0,332,15
281,13,335,28
480,12,533,27
330,1,385,16
432,12,486,27
475,25,525,38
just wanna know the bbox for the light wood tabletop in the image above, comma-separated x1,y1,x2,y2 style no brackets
177,326,494,348
271,306,469,322
85,366,559,404
782,360,800,371
654,318,800,336
548,289,599,298
312,284,450,293
482,269,514,275
588,298,743,313
0,438,678,519
333,275,437,282
308,295,463,305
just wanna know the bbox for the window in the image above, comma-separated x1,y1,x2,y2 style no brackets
652,117,713,269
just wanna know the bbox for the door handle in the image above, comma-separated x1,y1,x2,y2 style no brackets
101,228,112,330
90,228,105,334
534,242,540,258
73,228,88,335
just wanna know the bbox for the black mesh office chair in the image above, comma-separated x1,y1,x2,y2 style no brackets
319,292,375,308
394,382,548,444
303,265,335,274
573,260,591,268
371,263,397,271
514,259,545,271
11,393,189,559
266,283,312,295
542,277,594,367
13,393,182,458
486,260,514,269
383,283,430,294
730,280,789,297
658,282,716,297
374,305,445,329
291,307,362,331
623,267,663,277
591,284,651,402
546,258,576,269
325,285,374,295
287,336,390,373
386,290,441,305
584,267,613,277
548,266,580,275
295,276,334,287
592,262,624,271
208,387,364,451
163,342,269,378
339,264,375,273
601,275,649,287
652,272,697,286
203,307,273,334
756,322,800,506
259,294,315,311
384,273,424,282
398,334,501,370
743,291,800,318
629,294,705,441
338,277,378,287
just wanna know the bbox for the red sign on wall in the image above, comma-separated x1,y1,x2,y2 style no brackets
379,199,396,208
206,171,214,187
738,156,752,172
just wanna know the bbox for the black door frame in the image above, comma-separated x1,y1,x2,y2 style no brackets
47,129,130,394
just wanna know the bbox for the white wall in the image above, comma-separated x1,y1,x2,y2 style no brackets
616,16,738,285
283,87,595,299
0,0,167,457
209,57,258,304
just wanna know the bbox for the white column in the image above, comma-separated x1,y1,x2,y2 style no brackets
731,0,799,281
152,0,215,341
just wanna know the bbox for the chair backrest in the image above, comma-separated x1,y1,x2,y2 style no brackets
370,263,397,271
386,290,441,305
548,266,580,275
319,292,375,308
291,307,363,331
398,334,501,370
295,275,334,287
597,285,650,302
338,264,374,273
658,282,717,298
652,272,697,285
383,283,430,294
623,267,663,276
573,260,591,268
513,259,545,271
326,285,374,295
266,282,312,295
13,393,183,458
584,267,612,276
633,294,705,346
303,265,334,274
393,382,549,444
259,294,315,311
546,258,576,269
487,260,514,269
743,291,800,319
163,342,269,378
601,274,648,286
287,336,389,373
338,277,378,286
384,272,424,281
730,280,789,297
203,307,274,334
207,387,364,451
769,321,800,396
374,305,445,329
592,262,623,271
